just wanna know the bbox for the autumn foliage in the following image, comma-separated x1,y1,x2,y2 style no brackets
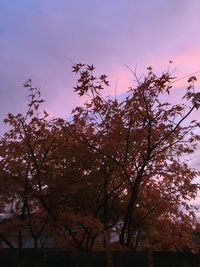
0,64,200,252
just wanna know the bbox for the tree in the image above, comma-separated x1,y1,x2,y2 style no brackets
0,82,62,249
0,80,104,250
0,64,200,253
66,64,200,251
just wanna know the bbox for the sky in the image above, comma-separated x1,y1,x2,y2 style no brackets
1,0,200,208
1,0,200,122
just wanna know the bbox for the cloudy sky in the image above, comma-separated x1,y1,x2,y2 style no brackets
1,0,200,123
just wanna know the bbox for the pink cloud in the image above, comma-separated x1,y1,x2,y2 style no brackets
149,45,200,88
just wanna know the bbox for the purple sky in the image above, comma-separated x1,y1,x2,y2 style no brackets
1,0,200,123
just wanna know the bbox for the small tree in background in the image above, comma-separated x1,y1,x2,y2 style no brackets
0,80,104,250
